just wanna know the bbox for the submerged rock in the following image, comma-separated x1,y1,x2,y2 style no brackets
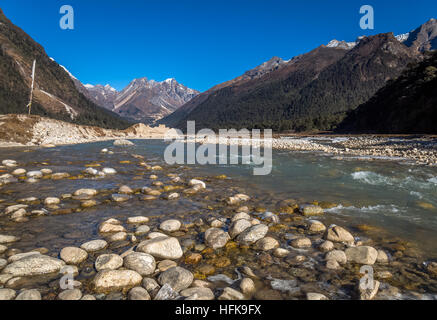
270,278,299,294
255,237,279,251
229,219,252,238
158,267,193,292
273,248,290,258
26,171,43,179
326,250,347,265
359,280,380,300
376,250,389,264
127,216,149,224
44,197,60,206
308,220,326,233
119,185,133,194
290,237,312,249
319,240,334,252
188,179,206,189
345,246,378,265
111,194,130,202
300,204,324,216
237,224,268,245
73,189,98,197
204,228,230,249
99,220,126,233
102,168,117,175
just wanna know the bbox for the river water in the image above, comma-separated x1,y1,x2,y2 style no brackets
1,139,437,298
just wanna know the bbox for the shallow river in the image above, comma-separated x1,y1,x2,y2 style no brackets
1,139,437,299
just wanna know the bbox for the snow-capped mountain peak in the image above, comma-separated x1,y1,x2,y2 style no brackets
326,39,357,49
395,33,410,42
79,77,199,124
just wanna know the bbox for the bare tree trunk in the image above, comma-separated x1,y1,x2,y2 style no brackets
27,59,36,115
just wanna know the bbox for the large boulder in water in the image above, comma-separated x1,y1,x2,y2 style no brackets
113,139,134,146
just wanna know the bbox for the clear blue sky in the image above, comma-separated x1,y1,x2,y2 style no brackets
1,0,436,92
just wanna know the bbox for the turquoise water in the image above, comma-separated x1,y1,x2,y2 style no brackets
135,139,437,257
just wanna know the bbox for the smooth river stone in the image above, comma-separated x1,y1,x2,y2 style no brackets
0,235,20,244
229,219,252,238
123,252,156,276
127,216,149,224
95,254,123,271
237,224,268,245
80,240,108,252
137,237,183,260
204,228,230,249
0,288,16,300
345,246,378,265
15,289,42,300
73,189,98,197
299,204,324,216
93,270,142,293
159,219,182,232
2,255,65,277
158,267,193,292
180,287,215,300
325,225,355,244
60,247,88,265
128,287,151,300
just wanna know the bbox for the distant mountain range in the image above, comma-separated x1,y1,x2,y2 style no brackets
81,78,199,124
160,19,437,133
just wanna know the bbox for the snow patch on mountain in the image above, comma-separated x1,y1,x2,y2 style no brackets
395,33,410,42
327,39,357,49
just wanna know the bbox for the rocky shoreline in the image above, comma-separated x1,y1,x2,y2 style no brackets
2,115,437,167
0,114,177,147
192,135,437,166
1,143,437,300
